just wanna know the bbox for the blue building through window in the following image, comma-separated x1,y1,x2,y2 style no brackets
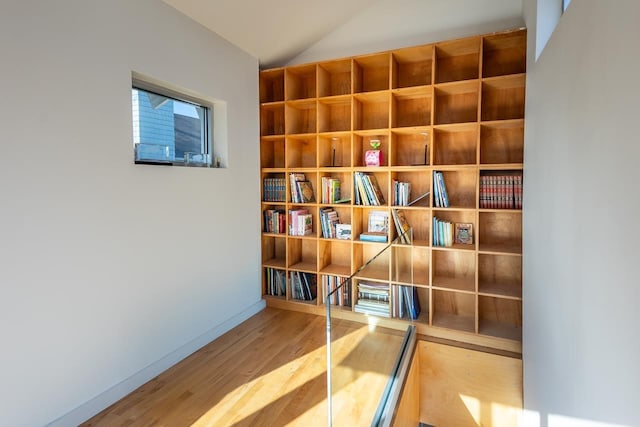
132,86,211,166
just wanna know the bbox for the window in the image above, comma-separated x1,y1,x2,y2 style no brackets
132,83,212,167
562,0,571,13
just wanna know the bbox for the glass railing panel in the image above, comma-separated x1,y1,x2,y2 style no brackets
325,230,416,426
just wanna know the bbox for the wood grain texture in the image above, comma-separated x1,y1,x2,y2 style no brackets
419,341,522,427
81,308,405,427
392,351,420,427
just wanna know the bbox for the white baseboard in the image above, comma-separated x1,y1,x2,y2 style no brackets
47,299,266,427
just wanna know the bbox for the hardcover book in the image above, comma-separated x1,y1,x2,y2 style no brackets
391,209,411,244
296,181,315,203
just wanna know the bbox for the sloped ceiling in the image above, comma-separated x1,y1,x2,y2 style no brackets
162,0,524,68
162,0,376,67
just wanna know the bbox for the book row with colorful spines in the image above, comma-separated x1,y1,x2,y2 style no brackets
320,176,341,204
289,173,315,203
263,209,286,234
392,180,411,206
391,285,421,320
354,172,386,206
323,275,351,307
288,208,312,236
262,177,286,202
265,268,286,297
290,271,317,301
319,207,341,239
433,171,450,208
432,216,455,247
480,174,523,209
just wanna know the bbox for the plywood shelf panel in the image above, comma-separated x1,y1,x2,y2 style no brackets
481,75,526,121
259,28,525,351
318,59,352,97
480,119,524,165
435,37,480,84
390,129,430,167
482,29,527,78
392,44,433,88
318,96,352,133
354,53,391,93
260,68,285,103
286,64,317,100
433,123,478,166
434,81,479,125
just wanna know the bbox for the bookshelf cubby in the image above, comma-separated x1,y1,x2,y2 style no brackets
259,28,526,353
432,123,478,165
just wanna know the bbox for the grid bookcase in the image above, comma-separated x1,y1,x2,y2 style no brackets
260,28,526,353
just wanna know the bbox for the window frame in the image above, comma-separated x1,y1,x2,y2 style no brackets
132,78,213,167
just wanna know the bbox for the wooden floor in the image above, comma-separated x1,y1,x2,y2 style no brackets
81,308,406,427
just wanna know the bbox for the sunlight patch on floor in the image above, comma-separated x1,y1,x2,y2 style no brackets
190,326,371,426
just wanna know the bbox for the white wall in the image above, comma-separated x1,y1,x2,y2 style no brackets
287,0,524,66
0,1,261,426
523,1,640,426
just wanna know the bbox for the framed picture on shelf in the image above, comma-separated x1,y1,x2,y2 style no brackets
454,223,473,245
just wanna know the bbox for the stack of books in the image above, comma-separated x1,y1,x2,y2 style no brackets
354,282,390,317
360,210,388,242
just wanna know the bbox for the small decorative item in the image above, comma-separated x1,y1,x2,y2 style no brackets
365,138,382,166
454,222,474,245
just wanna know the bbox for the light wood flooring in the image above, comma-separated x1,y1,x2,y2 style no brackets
81,308,406,427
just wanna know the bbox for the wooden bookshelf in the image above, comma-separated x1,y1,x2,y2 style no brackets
259,28,526,353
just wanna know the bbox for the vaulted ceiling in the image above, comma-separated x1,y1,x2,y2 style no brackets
162,0,376,66
162,0,524,68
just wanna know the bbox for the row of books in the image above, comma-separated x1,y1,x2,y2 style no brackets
392,180,411,206
354,281,390,317
265,268,286,297
320,176,346,204
359,210,389,242
263,209,286,234
290,271,317,301
391,285,421,320
269,270,421,321
391,209,412,244
433,171,450,208
433,217,474,247
323,275,351,307
263,177,286,202
289,209,312,236
480,175,523,209
319,207,341,239
290,173,315,203
354,172,386,206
